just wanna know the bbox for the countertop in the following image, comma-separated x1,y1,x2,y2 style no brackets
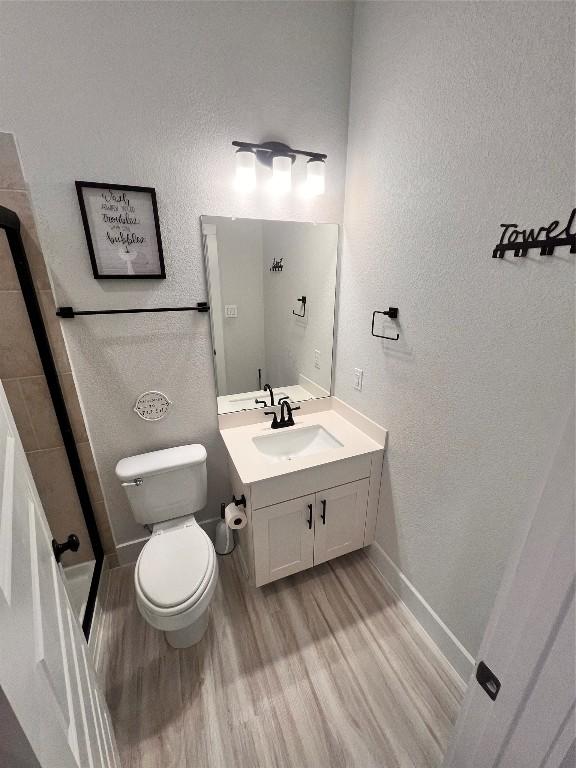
220,405,386,485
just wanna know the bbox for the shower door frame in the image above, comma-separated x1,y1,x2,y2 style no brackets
0,204,104,640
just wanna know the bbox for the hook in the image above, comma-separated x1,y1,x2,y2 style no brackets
371,308,399,340
292,296,307,318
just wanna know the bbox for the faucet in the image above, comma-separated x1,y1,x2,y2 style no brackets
255,384,290,408
265,400,300,429
256,383,274,407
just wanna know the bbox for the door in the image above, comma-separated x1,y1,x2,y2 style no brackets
444,413,575,768
314,479,369,565
0,382,120,768
253,494,315,586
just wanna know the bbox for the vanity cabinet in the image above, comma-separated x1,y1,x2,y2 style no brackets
220,403,387,589
252,478,371,587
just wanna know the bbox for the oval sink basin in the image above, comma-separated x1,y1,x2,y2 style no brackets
253,425,343,463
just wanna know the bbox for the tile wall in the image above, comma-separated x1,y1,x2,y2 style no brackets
0,132,115,564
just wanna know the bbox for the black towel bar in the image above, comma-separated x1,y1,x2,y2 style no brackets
56,302,210,318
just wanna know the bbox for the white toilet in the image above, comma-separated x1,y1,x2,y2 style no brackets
115,444,218,649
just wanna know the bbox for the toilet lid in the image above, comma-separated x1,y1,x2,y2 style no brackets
137,525,212,609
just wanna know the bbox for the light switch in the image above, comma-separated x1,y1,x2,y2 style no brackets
353,368,363,391
225,305,238,318
314,349,321,369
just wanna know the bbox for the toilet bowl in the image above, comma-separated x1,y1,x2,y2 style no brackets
135,517,218,648
115,444,218,648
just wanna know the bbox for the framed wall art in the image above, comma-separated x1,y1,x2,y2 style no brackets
75,181,166,279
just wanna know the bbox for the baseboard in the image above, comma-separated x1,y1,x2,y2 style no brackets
368,542,475,682
114,517,220,566
115,536,149,565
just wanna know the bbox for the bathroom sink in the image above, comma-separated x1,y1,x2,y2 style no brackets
252,425,343,463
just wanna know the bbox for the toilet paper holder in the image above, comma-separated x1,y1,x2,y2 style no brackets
232,494,246,508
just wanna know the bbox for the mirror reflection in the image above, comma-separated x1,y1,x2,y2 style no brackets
202,217,338,415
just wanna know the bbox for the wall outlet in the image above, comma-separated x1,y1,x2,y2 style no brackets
224,305,237,318
353,368,363,391
314,349,321,369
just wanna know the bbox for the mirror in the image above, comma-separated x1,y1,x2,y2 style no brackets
201,217,338,415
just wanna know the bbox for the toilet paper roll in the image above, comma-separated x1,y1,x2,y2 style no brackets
225,502,247,530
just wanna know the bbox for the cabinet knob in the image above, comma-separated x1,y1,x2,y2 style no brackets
321,499,327,524
307,504,313,530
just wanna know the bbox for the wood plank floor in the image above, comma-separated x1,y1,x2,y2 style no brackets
96,550,465,768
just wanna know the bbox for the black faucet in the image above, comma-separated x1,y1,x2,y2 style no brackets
265,400,300,429
256,383,274,407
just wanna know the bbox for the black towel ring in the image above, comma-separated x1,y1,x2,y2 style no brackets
371,308,399,341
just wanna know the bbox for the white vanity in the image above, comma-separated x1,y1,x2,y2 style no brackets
219,398,386,586
202,215,388,587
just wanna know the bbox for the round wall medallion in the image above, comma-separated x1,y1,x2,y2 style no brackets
134,391,172,421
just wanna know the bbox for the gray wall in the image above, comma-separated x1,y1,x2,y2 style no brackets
262,221,338,392
210,217,265,395
336,1,575,659
0,1,353,547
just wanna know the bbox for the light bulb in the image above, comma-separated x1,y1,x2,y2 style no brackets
271,154,292,193
235,148,256,191
305,157,325,196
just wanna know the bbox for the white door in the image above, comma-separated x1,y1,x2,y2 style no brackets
314,480,369,565
253,494,315,586
0,382,120,768
445,412,575,768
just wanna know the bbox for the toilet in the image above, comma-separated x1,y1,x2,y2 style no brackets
115,444,218,649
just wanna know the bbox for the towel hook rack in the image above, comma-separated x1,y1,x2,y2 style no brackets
292,296,307,318
372,308,399,341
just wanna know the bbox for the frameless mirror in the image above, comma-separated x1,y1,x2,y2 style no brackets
201,217,338,415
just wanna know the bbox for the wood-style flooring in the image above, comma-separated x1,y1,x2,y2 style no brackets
95,550,465,768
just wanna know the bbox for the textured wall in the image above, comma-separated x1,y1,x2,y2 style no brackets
0,2,353,546
336,1,575,657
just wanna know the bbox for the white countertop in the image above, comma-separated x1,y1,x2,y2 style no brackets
220,405,385,485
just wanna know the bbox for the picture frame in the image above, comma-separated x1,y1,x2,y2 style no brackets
75,181,166,279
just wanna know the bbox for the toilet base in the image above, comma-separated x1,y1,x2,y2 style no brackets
164,607,210,649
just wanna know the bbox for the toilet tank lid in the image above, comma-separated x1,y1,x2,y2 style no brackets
115,444,207,481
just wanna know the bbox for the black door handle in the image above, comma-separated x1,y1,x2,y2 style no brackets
321,499,326,524
307,504,313,530
52,534,80,564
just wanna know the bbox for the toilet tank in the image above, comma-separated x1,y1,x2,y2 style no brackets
115,444,207,526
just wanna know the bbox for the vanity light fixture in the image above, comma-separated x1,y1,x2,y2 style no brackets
234,147,256,191
232,140,327,195
271,154,293,193
305,157,326,196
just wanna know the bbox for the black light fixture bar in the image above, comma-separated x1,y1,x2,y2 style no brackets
232,140,327,162
56,302,210,318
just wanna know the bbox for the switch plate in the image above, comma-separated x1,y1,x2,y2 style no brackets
353,368,363,391
225,305,238,318
314,349,321,369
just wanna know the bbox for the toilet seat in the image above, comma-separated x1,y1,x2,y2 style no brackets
135,523,216,615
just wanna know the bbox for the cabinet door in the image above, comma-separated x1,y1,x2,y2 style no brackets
314,479,369,565
253,494,315,586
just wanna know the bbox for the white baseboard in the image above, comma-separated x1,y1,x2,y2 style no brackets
114,517,220,566
368,542,475,682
